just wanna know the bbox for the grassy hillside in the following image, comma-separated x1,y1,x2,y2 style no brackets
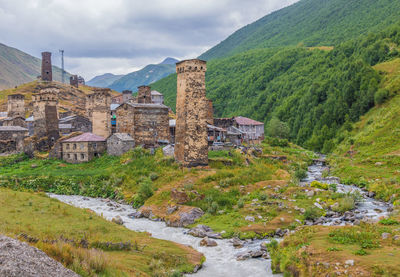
200,0,400,60
152,24,400,152
86,73,124,88
0,188,202,276
0,43,71,90
329,58,400,203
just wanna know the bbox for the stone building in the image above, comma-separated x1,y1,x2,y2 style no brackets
122,90,132,103
0,117,26,128
151,90,164,104
32,87,60,146
107,133,135,156
7,94,25,118
86,88,111,138
41,52,52,82
62,132,107,163
77,76,85,85
70,75,79,88
174,59,209,167
0,126,28,153
214,116,264,143
116,102,169,147
59,115,92,133
137,86,152,104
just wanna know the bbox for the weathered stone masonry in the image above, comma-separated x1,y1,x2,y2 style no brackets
7,94,25,118
174,59,209,167
41,52,52,82
86,88,111,138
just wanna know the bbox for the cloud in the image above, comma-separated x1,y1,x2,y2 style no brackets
0,0,299,79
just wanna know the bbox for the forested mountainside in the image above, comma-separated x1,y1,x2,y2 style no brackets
86,73,124,88
200,0,400,60
0,43,70,90
152,24,400,152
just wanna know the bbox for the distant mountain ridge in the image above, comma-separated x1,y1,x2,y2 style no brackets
0,43,71,90
88,57,178,92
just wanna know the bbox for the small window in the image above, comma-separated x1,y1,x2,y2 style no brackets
93,143,97,149
67,154,70,158
66,144,70,150
74,154,77,160
81,154,85,159
73,144,77,150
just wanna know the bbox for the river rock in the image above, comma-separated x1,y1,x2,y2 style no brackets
0,235,79,277
368,191,376,198
112,216,124,225
251,250,263,258
200,237,217,247
262,252,270,259
231,238,244,248
167,207,205,227
245,216,255,222
236,252,251,261
127,211,142,218
314,202,323,209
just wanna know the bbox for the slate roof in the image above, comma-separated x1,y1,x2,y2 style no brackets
63,132,106,142
0,126,28,132
110,133,134,141
123,102,169,109
234,116,264,126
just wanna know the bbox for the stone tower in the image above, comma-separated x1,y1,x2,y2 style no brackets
122,90,132,103
174,59,208,167
137,86,152,104
206,99,214,125
41,52,52,82
32,87,60,145
70,75,79,88
86,88,111,138
7,94,25,118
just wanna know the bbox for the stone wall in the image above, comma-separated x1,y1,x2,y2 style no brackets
86,89,111,138
122,90,132,103
206,99,214,125
41,52,52,82
0,129,28,153
70,75,79,88
137,86,152,104
175,59,209,167
7,94,25,118
107,134,135,156
62,141,107,163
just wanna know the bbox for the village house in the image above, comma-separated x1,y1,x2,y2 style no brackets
107,133,135,156
214,116,264,143
59,115,92,133
62,132,107,163
151,90,164,104
0,126,29,153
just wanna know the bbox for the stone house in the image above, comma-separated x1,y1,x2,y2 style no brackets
0,117,26,128
59,115,92,133
151,90,164,104
86,88,111,138
116,102,169,147
107,133,135,156
214,116,264,143
0,126,28,153
62,132,107,163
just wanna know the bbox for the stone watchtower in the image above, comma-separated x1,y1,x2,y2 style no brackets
174,59,209,167
86,88,111,138
41,52,52,82
7,94,25,118
70,75,79,88
137,86,152,104
122,90,132,103
32,88,60,144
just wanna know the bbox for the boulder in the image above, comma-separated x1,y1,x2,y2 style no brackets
232,238,244,248
382,233,391,240
112,216,124,225
167,207,205,227
245,216,255,222
162,145,174,157
345,260,354,266
200,237,217,247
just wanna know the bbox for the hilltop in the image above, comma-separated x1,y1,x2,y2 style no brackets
0,43,70,90
200,0,400,60
86,73,124,88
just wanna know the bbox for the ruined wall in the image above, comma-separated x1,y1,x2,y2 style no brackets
86,89,111,138
70,75,79,88
122,90,132,103
41,52,52,82
7,94,25,118
32,88,60,145
175,59,208,167
137,86,152,104
0,129,28,153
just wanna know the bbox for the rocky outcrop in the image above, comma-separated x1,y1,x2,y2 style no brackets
188,225,222,239
167,207,205,227
0,235,78,277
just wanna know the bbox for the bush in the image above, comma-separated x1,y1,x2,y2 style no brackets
332,197,355,213
264,137,289,147
267,117,290,139
379,218,400,225
374,88,389,105
304,207,322,220
132,178,153,208
237,199,244,209
295,168,307,180
310,181,329,190
207,202,219,214
149,172,159,181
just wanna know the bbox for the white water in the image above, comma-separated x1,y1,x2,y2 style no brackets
49,194,281,277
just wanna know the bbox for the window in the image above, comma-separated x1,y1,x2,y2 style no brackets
73,144,77,150
74,154,77,160
80,144,84,150
81,154,85,159
66,144,70,150
93,143,97,149
67,154,70,158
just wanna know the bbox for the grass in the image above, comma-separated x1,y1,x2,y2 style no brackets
0,188,203,276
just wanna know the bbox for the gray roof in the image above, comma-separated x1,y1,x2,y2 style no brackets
26,116,34,122
123,102,169,109
111,104,121,111
0,126,28,132
59,124,73,129
151,90,163,96
0,112,8,117
109,133,134,141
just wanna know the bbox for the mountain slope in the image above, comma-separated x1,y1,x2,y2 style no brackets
200,0,400,60
86,73,123,88
0,43,70,90
108,58,178,92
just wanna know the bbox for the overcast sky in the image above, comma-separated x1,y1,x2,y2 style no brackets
0,0,298,80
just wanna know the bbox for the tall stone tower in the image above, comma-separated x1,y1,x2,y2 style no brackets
41,52,52,82
86,88,111,138
137,86,152,104
32,87,60,145
122,90,132,103
70,75,79,88
7,94,25,118
174,59,208,167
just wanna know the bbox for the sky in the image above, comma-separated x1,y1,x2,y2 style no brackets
0,0,298,80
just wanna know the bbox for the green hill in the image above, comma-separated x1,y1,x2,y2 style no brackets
200,0,400,60
109,58,178,92
152,23,400,152
86,73,123,88
0,43,70,90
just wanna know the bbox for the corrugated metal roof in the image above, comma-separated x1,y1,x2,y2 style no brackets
25,116,34,122
63,132,106,142
0,112,8,117
0,126,28,131
124,103,169,109
111,104,120,111
110,133,134,141
207,124,226,132
234,116,264,126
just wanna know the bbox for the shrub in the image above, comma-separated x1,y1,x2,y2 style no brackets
304,207,322,220
207,202,219,214
295,169,307,180
237,199,244,209
149,172,159,181
374,88,389,105
132,178,153,208
310,181,329,190
332,197,355,213
267,117,290,139
379,218,400,225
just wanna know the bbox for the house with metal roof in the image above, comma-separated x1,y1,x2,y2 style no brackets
61,132,107,163
107,133,135,156
214,116,264,143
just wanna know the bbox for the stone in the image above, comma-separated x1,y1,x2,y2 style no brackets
368,191,376,198
31,164,38,168
375,162,383,166
314,202,323,209
245,216,255,222
306,190,315,197
262,252,271,259
382,233,391,240
393,235,400,241
232,238,244,248
168,207,205,227
251,250,263,258
167,205,178,215
236,252,251,261
345,260,354,266
200,237,217,247
0,235,78,277
112,216,124,225
163,145,174,157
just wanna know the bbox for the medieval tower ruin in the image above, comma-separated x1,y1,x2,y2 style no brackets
122,90,132,103
86,88,111,138
32,87,60,144
174,59,209,167
7,94,25,118
70,75,79,88
137,86,152,104
41,52,52,82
